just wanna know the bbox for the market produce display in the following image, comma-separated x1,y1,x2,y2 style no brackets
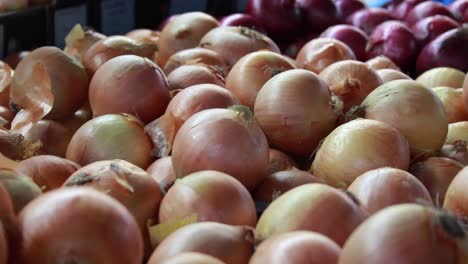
0,0,468,263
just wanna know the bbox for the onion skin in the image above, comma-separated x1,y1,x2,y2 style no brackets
163,48,226,75
405,2,456,26
365,55,401,71
320,24,369,61
446,121,468,144
411,15,460,46
410,157,464,205
432,87,468,123
254,69,340,156
0,61,14,108
146,157,176,192
23,120,73,158
171,107,269,190
311,119,410,188
89,55,171,123
167,64,225,91
0,170,42,214
417,67,466,89
347,167,431,214
0,131,39,161
376,69,411,83
441,141,468,165
225,51,295,108
267,149,297,175
256,183,367,246
148,222,254,264
64,26,106,62
159,252,225,264
348,8,395,34
66,114,154,169
17,187,143,264
250,231,341,264
15,155,80,192
339,204,468,264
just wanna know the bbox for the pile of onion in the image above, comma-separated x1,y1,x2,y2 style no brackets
167,64,226,91
416,67,466,88
334,0,365,21
0,130,40,161
391,0,428,20
219,13,265,33
146,157,175,192
163,47,226,75
450,0,468,23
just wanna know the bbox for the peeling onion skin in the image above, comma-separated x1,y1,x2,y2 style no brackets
444,166,468,221
339,204,468,264
146,157,176,192
163,48,227,75
158,252,225,264
416,67,466,89
64,29,106,62
23,120,73,158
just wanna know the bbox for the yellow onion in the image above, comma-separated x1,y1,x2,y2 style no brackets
416,67,466,88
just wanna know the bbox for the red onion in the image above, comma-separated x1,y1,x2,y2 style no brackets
405,2,456,26
348,8,395,34
320,25,369,61
411,15,460,46
392,0,429,20
296,0,339,33
219,13,265,33
450,0,468,23
334,0,365,20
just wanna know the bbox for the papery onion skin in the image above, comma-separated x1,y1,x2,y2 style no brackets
167,64,225,91
365,56,401,71
376,69,411,83
267,149,297,175
446,121,468,144
417,67,466,89
311,119,410,188
405,1,456,26
320,24,369,61
146,157,176,192
432,87,468,123
348,8,395,34
0,61,14,108
158,252,225,264
66,114,154,169
18,187,143,264
411,15,460,46
23,120,73,158
249,231,341,264
64,27,106,62
163,48,226,75
347,167,431,214
89,55,171,123
0,170,42,214
441,141,468,165
225,51,295,108
148,222,254,264
339,204,468,264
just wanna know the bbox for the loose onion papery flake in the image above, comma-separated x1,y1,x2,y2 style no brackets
148,222,254,264
146,157,176,192
365,55,401,71
296,38,356,74
432,87,468,123
256,183,367,246
23,120,73,158
15,155,81,192
350,80,448,158
145,84,238,158
441,140,468,165
339,204,468,264
171,106,269,190
159,170,257,226
158,252,225,264
376,69,411,83
250,231,341,264
444,166,468,221
157,12,219,67
311,119,410,188
199,26,280,68
66,114,154,169
89,55,171,124
347,167,431,214
163,48,227,75
446,121,468,144
225,51,295,108
409,157,464,206
0,170,42,214
167,64,226,91
319,60,383,112
64,24,106,62
17,187,143,264
0,61,14,108
254,69,341,156
266,148,297,175
416,67,466,89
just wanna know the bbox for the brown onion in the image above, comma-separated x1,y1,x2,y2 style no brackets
376,69,411,83
146,157,176,192
66,114,154,169
64,24,106,61
89,55,170,123
319,60,383,111
167,64,225,91
164,48,226,75
159,252,225,264
432,87,468,123
347,167,431,214
0,61,13,108
254,69,341,156
158,12,219,67
148,222,254,264
441,141,468,165
0,170,42,214
250,231,341,264
126,29,160,44
296,38,356,74
444,166,468,219
446,121,468,144
416,67,466,88
18,187,143,264
339,204,468,264
365,55,401,71
23,120,73,158
267,148,297,174
159,170,256,226
0,130,39,161
145,84,238,157
15,155,80,192
256,183,367,246
225,51,295,108
199,26,280,68
410,157,464,205
172,106,269,190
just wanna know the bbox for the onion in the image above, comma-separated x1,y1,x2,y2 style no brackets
443,166,468,219
145,84,238,158
125,29,160,44
256,183,367,245
334,0,365,20
348,8,395,34
219,13,265,33
2,51,29,69
392,0,428,20
15,155,80,192
158,15,178,31
61,102,93,134
450,0,468,23
64,24,106,61
441,140,468,165
250,231,340,264
11,46,89,121
339,204,468,264
406,2,456,26
0,170,42,214
89,55,171,123
167,64,225,91
411,15,460,46
0,181,16,262
83,36,157,76
410,157,464,205
0,61,14,108
282,35,316,59
367,21,418,71
163,48,226,75
22,120,73,158
296,38,356,74
320,25,369,61
172,106,268,190
432,87,468,123
416,27,468,73
0,0,27,12
199,26,280,68
66,114,154,169
311,119,410,188
18,187,143,263
267,149,297,174
351,80,448,158
365,55,401,71
376,69,411,83
158,252,224,264
416,67,466,88
146,157,176,192
446,121,468,144
254,69,341,156
0,130,40,161
225,51,295,108
157,12,219,67
319,60,383,112
295,0,339,33
253,169,322,203
148,222,254,264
